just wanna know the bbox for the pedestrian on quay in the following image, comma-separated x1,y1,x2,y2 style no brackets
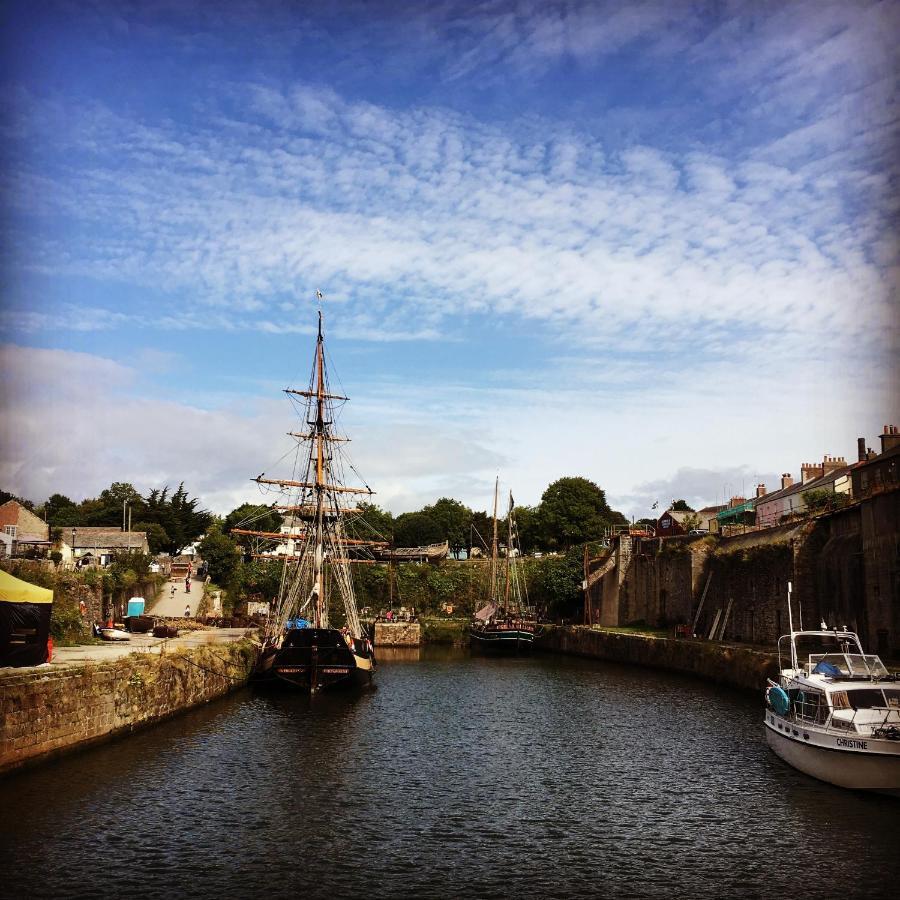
184,603,191,618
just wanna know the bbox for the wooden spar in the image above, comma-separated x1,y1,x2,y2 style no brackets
273,505,362,515
315,311,326,628
251,553,377,564
503,491,512,611
284,388,349,401
490,476,499,603
254,476,373,495
230,528,386,546
287,431,351,441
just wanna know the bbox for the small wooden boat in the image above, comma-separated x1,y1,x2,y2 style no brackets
99,627,131,642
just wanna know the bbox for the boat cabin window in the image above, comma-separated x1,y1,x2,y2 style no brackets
788,689,828,724
845,688,889,710
807,652,889,679
885,689,900,709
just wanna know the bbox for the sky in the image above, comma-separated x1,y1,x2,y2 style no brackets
1,0,898,520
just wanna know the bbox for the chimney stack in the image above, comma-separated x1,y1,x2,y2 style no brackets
801,463,824,484
858,437,867,463
781,473,794,490
880,425,900,455
821,454,846,477
755,483,767,498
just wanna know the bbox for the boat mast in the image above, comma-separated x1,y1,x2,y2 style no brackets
490,477,499,604
503,492,512,613
313,309,327,628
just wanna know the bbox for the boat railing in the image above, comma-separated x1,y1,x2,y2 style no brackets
781,692,900,736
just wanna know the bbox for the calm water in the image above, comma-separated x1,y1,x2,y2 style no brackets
1,650,899,899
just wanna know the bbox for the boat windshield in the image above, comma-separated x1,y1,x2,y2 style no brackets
831,687,900,710
808,652,888,678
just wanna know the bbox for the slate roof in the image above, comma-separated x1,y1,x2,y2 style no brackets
67,527,149,550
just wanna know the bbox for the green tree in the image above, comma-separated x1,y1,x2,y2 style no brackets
144,483,212,554
531,549,584,620
42,493,77,525
198,526,242,591
511,505,541,553
223,503,284,549
423,497,471,555
0,490,34,510
393,512,443,548
132,521,170,555
671,499,694,512
538,476,625,550
239,559,284,601
347,501,394,542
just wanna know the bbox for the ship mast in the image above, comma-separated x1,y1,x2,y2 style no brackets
503,491,513,613
490,476,499,604
313,309,326,628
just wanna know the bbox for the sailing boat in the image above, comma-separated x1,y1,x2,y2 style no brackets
245,302,382,691
469,479,538,652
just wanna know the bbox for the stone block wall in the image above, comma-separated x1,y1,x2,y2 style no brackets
0,640,256,775
374,621,422,646
538,625,779,694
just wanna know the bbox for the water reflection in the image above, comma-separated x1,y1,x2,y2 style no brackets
1,650,898,900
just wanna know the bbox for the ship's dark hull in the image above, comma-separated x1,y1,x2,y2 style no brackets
469,623,536,654
252,627,375,691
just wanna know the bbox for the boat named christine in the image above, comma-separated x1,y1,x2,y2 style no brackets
765,595,900,796
243,300,381,691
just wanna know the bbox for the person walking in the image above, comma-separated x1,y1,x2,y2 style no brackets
184,603,191,618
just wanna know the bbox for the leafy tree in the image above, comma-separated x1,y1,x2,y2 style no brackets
538,476,624,550
41,493,77,525
681,513,703,531
511,505,541,553
393,512,443,548
0,489,34,510
423,497,471,555
132,521,170,555
671,499,694,512
198,526,242,590
239,559,284,601
223,503,284,549
531,548,584,620
144,483,212,554
347,501,394,543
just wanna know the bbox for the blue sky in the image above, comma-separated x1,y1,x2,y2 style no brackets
1,0,898,518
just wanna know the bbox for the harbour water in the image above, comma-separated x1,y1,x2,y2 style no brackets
1,649,898,899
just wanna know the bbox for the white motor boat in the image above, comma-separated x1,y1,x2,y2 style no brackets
765,620,900,797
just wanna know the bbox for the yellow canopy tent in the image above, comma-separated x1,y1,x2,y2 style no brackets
0,569,54,667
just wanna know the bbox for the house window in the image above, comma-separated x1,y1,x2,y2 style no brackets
3,525,16,537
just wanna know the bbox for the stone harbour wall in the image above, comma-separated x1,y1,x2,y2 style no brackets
538,625,779,694
0,640,257,776
374,621,422,646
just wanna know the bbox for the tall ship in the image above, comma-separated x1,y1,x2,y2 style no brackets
764,584,900,796
469,480,539,652
242,300,382,691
